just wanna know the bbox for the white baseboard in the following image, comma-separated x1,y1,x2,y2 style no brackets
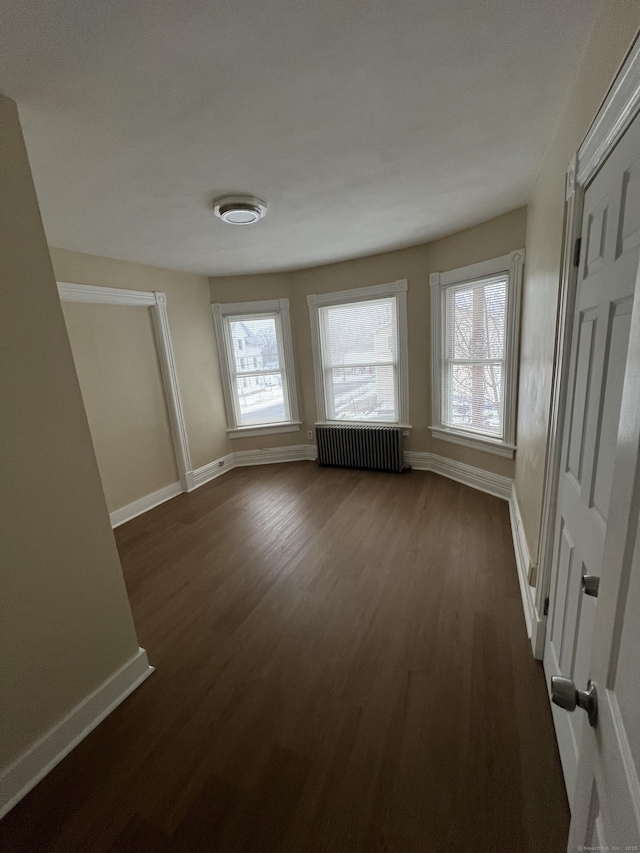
0,648,153,819
190,453,235,488
508,484,536,640
113,447,511,535
110,482,183,528
404,452,537,652
111,447,318,527
234,444,316,466
189,445,315,487
192,449,506,497
403,451,512,500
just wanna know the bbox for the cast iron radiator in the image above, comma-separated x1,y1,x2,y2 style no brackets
315,425,404,473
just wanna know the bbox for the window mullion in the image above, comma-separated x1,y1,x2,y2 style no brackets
447,359,505,366
324,360,396,370
233,368,283,380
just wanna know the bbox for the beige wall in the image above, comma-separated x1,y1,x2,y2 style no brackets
210,207,527,477
515,1,640,564
62,302,179,512
51,248,229,474
0,95,140,768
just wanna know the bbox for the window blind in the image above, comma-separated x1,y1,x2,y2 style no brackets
443,275,507,438
318,296,398,422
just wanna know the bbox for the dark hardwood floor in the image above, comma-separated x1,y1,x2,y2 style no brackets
1,463,569,852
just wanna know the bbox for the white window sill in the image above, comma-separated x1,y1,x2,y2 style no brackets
315,421,412,430
228,422,302,439
429,425,516,458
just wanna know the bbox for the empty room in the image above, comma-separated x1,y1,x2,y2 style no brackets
2,1,640,851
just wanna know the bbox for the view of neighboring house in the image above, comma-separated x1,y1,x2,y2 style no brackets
231,321,265,392
229,318,286,424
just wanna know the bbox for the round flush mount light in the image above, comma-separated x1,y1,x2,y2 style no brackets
213,195,267,225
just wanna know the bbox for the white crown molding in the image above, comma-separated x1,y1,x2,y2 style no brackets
109,481,183,528
577,34,640,187
57,282,193,492
0,648,153,819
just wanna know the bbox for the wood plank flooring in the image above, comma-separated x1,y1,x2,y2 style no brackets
0,463,570,852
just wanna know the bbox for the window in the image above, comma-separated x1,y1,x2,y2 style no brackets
308,280,409,426
429,251,524,458
211,299,300,438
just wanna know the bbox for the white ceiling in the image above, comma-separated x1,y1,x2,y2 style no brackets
1,0,598,276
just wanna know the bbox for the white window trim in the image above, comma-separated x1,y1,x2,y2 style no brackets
307,280,410,427
429,250,524,458
211,298,301,439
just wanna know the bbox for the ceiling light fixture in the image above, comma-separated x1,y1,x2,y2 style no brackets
213,195,267,225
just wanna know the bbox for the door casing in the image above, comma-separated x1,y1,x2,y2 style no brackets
532,33,640,661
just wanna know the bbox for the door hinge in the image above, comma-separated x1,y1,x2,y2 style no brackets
573,237,582,268
543,596,550,617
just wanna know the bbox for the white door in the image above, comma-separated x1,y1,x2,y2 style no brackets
568,236,640,848
544,110,640,804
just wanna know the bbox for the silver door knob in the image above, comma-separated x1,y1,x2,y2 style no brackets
582,575,600,597
551,676,598,727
